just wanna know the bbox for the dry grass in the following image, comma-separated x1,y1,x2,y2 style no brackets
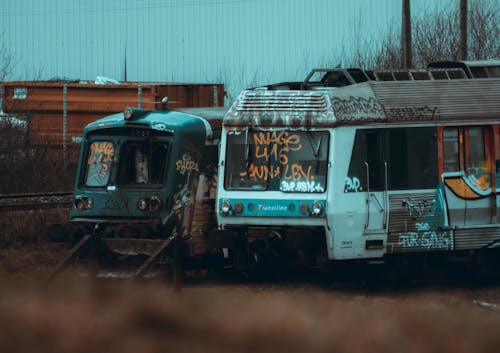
0,279,500,353
0,208,70,280
0,208,68,247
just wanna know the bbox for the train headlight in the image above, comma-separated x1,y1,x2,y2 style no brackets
124,108,134,121
149,197,161,212
299,203,309,215
221,200,232,216
74,196,93,211
75,198,85,211
311,201,323,216
137,198,148,211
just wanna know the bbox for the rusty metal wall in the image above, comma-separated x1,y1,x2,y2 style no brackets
1,81,224,146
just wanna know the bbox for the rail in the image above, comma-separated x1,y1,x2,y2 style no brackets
0,191,73,211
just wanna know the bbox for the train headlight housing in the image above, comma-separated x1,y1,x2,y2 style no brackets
149,197,161,212
311,201,323,216
137,198,148,211
137,197,162,212
74,196,93,211
221,200,232,216
234,202,244,214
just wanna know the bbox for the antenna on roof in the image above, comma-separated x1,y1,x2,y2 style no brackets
161,96,169,110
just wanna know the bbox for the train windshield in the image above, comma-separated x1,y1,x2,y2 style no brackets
117,141,170,187
83,138,170,188
85,141,115,187
225,130,329,192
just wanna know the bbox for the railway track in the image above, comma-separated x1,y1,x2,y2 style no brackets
0,191,73,211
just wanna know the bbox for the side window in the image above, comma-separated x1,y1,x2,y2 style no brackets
467,127,486,175
443,128,460,172
346,130,384,192
389,127,438,189
441,126,493,190
346,127,438,192
465,127,491,189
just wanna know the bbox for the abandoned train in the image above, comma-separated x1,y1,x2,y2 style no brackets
69,60,500,272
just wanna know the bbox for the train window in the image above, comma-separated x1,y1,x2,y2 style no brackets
225,130,329,192
224,130,267,190
346,130,384,192
470,66,488,78
118,141,169,187
389,127,438,189
466,127,491,189
441,126,493,189
485,66,500,78
467,127,486,174
280,131,329,192
85,141,115,187
346,127,438,192
443,128,460,172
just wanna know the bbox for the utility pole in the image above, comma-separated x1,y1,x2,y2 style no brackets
402,0,412,68
460,0,468,60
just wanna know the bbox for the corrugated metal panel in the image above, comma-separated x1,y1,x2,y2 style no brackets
386,191,452,253
224,90,335,127
369,79,500,121
454,227,500,250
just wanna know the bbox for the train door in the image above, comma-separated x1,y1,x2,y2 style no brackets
439,126,496,226
346,129,387,234
364,131,387,232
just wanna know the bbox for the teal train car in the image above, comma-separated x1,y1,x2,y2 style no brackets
67,106,224,271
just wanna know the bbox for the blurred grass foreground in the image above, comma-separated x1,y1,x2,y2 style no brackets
1,280,500,353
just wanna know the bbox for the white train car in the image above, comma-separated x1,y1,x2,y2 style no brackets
216,77,500,268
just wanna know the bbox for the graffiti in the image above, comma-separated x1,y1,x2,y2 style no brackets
402,197,435,217
344,176,362,192
252,131,302,164
332,95,439,123
384,106,438,121
332,96,385,122
176,154,199,175
398,230,453,250
151,122,174,133
88,141,114,164
87,141,115,180
238,131,323,188
280,180,325,193
243,164,314,182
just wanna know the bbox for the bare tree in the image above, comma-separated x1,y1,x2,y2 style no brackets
468,0,500,59
346,0,499,69
0,32,14,81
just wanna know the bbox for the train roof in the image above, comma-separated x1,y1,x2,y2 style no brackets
83,108,213,139
175,107,226,132
224,78,500,128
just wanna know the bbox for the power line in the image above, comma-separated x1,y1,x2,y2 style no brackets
0,0,268,18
